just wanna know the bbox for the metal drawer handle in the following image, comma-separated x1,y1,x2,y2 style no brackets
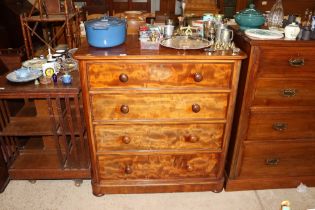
192,104,201,113
272,122,288,131
193,72,203,82
122,136,131,144
289,58,304,67
282,89,296,97
265,158,279,165
125,165,133,174
119,73,129,83
185,135,199,143
120,104,129,114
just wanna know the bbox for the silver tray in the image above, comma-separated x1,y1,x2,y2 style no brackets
160,36,211,50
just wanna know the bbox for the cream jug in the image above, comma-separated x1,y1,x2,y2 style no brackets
284,23,300,40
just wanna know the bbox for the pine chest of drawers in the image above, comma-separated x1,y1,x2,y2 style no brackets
75,36,246,195
226,30,315,191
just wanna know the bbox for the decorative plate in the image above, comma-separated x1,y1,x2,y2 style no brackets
245,29,284,40
22,58,47,70
160,36,211,50
6,69,42,83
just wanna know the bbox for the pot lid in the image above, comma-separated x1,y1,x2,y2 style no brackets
238,4,263,17
85,16,125,29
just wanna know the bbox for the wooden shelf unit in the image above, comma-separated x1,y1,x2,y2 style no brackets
20,0,81,59
0,72,90,191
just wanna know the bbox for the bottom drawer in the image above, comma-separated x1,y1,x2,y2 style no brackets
97,153,220,180
239,141,315,178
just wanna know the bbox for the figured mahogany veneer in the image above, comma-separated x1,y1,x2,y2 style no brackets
75,35,246,195
97,153,220,180
225,29,315,191
88,62,233,89
94,124,224,151
91,93,228,121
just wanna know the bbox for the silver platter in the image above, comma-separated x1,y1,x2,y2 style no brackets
160,36,211,50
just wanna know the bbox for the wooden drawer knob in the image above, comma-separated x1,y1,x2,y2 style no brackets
272,122,288,131
265,158,279,165
125,165,133,174
193,72,203,82
119,73,129,83
192,104,201,113
122,136,131,144
120,104,129,114
186,135,199,143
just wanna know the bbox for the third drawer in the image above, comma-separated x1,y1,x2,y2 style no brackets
94,123,224,151
247,111,315,140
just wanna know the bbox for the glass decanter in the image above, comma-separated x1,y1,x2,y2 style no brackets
267,0,284,30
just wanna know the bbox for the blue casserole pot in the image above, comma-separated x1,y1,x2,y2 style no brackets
85,16,126,48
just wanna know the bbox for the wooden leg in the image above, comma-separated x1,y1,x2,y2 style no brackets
93,192,105,197
74,179,83,187
28,180,37,184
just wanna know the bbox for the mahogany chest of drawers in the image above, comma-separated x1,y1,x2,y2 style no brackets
75,36,246,195
225,31,315,191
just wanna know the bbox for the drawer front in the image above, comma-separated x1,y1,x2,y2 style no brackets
257,47,315,78
87,62,233,89
253,79,315,106
91,93,228,121
247,112,315,140
97,153,220,180
94,123,224,151
239,141,315,178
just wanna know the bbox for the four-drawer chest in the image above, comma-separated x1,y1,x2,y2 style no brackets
75,35,246,195
225,30,315,191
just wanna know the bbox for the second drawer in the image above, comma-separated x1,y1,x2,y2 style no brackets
94,123,224,151
91,93,228,121
253,79,315,107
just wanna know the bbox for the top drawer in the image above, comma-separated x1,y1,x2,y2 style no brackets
256,47,315,78
87,61,233,89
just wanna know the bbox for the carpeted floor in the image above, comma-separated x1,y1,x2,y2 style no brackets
1,180,315,210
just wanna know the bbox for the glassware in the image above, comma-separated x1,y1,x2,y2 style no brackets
61,58,78,74
267,0,284,30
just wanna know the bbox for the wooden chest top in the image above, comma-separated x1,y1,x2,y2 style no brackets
74,35,246,60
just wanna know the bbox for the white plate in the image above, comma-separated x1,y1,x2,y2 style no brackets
245,29,284,40
6,69,42,83
22,58,47,70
